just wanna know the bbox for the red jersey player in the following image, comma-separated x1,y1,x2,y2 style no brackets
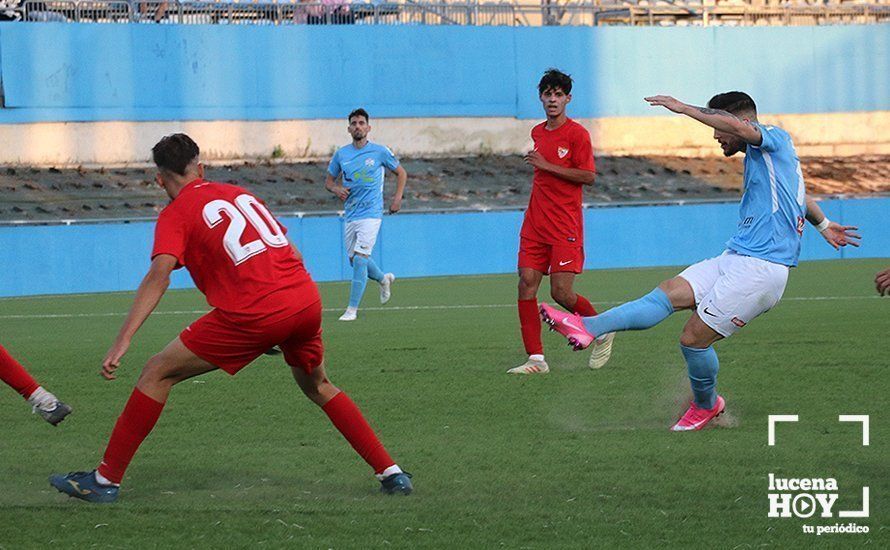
508,69,614,374
0,344,71,425
51,134,412,502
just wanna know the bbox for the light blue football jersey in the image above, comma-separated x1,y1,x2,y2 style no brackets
327,142,400,222
726,124,807,267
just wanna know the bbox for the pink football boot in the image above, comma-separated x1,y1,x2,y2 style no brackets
671,395,726,431
539,303,595,350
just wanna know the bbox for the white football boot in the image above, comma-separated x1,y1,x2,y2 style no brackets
379,273,395,304
338,307,358,321
507,356,549,375
587,332,615,369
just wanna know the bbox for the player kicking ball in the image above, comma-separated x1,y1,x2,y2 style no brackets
1,344,71,425
50,134,412,503
509,68,612,375
325,108,408,321
541,92,860,430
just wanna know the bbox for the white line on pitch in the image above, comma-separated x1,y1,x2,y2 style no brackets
0,295,881,320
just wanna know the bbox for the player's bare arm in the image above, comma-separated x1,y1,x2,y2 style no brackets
101,254,177,380
645,95,763,145
805,196,861,249
524,150,595,185
324,173,350,201
389,165,408,213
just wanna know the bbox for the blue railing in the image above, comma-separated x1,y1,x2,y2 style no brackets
1,197,886,297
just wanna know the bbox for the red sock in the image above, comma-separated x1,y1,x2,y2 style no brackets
97,388,165,485
518,299,543,356
573,294,598,317
0,344,40,400
322,392,395,475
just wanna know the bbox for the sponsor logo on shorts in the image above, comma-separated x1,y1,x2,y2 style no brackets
558,260,573,267
732,317,747,327
558,147,569,159
703,307,718,317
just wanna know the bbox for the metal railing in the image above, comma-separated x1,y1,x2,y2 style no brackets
9,0,890,25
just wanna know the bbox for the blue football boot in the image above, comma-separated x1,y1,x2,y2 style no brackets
49,471,119,503
379,471,413,495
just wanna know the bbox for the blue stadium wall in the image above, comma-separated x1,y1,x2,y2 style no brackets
0,23,887,122
1,197,887,297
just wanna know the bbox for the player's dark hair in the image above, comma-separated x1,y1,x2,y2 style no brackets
348,108,370,123
152,133,200,176
708,91,757,116
538,69,573,95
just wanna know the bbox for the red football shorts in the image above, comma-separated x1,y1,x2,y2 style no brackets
518,237,584,275
180,300,324,375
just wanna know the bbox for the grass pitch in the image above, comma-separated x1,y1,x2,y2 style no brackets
1,259,887,548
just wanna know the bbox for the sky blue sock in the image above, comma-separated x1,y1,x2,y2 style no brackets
582,287,674,336
680,345,719,409
366,258,384,282
348,256,370,309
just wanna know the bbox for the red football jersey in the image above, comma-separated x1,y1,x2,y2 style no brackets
520,118,595,247
152,179,319,322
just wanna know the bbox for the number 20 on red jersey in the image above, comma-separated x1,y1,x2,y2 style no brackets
202,194,288,265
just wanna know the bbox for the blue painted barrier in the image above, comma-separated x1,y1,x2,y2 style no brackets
1,197,887,297
0,23,887,123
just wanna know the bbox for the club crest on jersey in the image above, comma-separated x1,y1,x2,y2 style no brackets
365,158,376,167
557,147,569,159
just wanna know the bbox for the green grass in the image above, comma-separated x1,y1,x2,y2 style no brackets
0,259,887,548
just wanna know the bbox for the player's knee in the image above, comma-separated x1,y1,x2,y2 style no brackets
679,327,705,349
658,278,694,310
518,274,534,289
518,274,539,296
657,278,677,296
292,364,337,405
138,354,170,386
301,379,338,407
